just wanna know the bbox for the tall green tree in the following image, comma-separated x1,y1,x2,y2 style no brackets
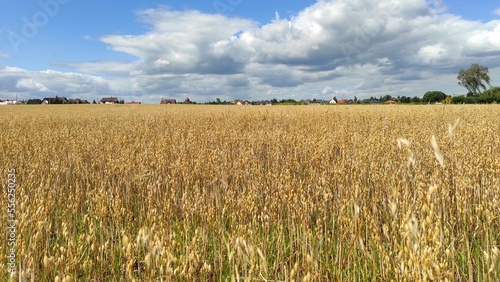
422,91,447,103
26,99,42,104
457,63,491,95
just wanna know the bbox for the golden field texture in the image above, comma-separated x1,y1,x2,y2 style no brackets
0,104,499,281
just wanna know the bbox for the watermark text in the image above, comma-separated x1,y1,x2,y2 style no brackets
8,0,70,53
6,168,17,274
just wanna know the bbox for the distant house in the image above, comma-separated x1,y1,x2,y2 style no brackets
100,97,119,104
234,99,251,105
385,100,397,104
184,97,192,104
41,97,68,104
329,99,337,104
126,101,141,104
0,100,17,105
161,98,176,104
338,98,348,104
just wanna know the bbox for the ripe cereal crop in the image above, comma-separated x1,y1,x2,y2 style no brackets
1,104,499,281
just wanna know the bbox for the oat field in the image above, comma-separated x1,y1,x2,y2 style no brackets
1,104,499,281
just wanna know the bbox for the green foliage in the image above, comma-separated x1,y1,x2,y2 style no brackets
26,99,42,104
206,99,232,105
410,96,421,103
422,91,447,103
442,96,453,104
380,95,393,103
399,96,412,103
452,86,500,104
457,63,491,95
482,86,500,99
279,99,299,105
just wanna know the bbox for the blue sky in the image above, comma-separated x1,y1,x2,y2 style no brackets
1,0,500,103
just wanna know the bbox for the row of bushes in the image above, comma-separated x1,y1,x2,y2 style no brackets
421,87,500,104
448,87,500,104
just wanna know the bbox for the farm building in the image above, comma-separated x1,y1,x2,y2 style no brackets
258,100,272,106
233,99,249,105
161,98,177,104
100,97,119,104
0,99,17,105
41,97,68,104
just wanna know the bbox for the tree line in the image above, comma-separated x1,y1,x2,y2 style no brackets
16,63,499,105
206,63,499,105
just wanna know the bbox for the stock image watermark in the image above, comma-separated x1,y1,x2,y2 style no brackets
8,0,70,54
213,0,243,15
6,168,17,275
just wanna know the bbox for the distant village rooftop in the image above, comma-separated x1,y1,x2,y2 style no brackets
161,98,177,104
100,97,119,104
0,99,17,105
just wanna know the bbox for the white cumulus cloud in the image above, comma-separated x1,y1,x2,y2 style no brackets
418,44,448,64
16,78,51,92
100,8,255,75
464,21,500,56
0,67,116,101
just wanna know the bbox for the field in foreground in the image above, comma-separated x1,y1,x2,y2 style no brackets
1,104,499,281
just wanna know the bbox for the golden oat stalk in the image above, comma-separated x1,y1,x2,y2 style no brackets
448,118,460,143
431,135,444,168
